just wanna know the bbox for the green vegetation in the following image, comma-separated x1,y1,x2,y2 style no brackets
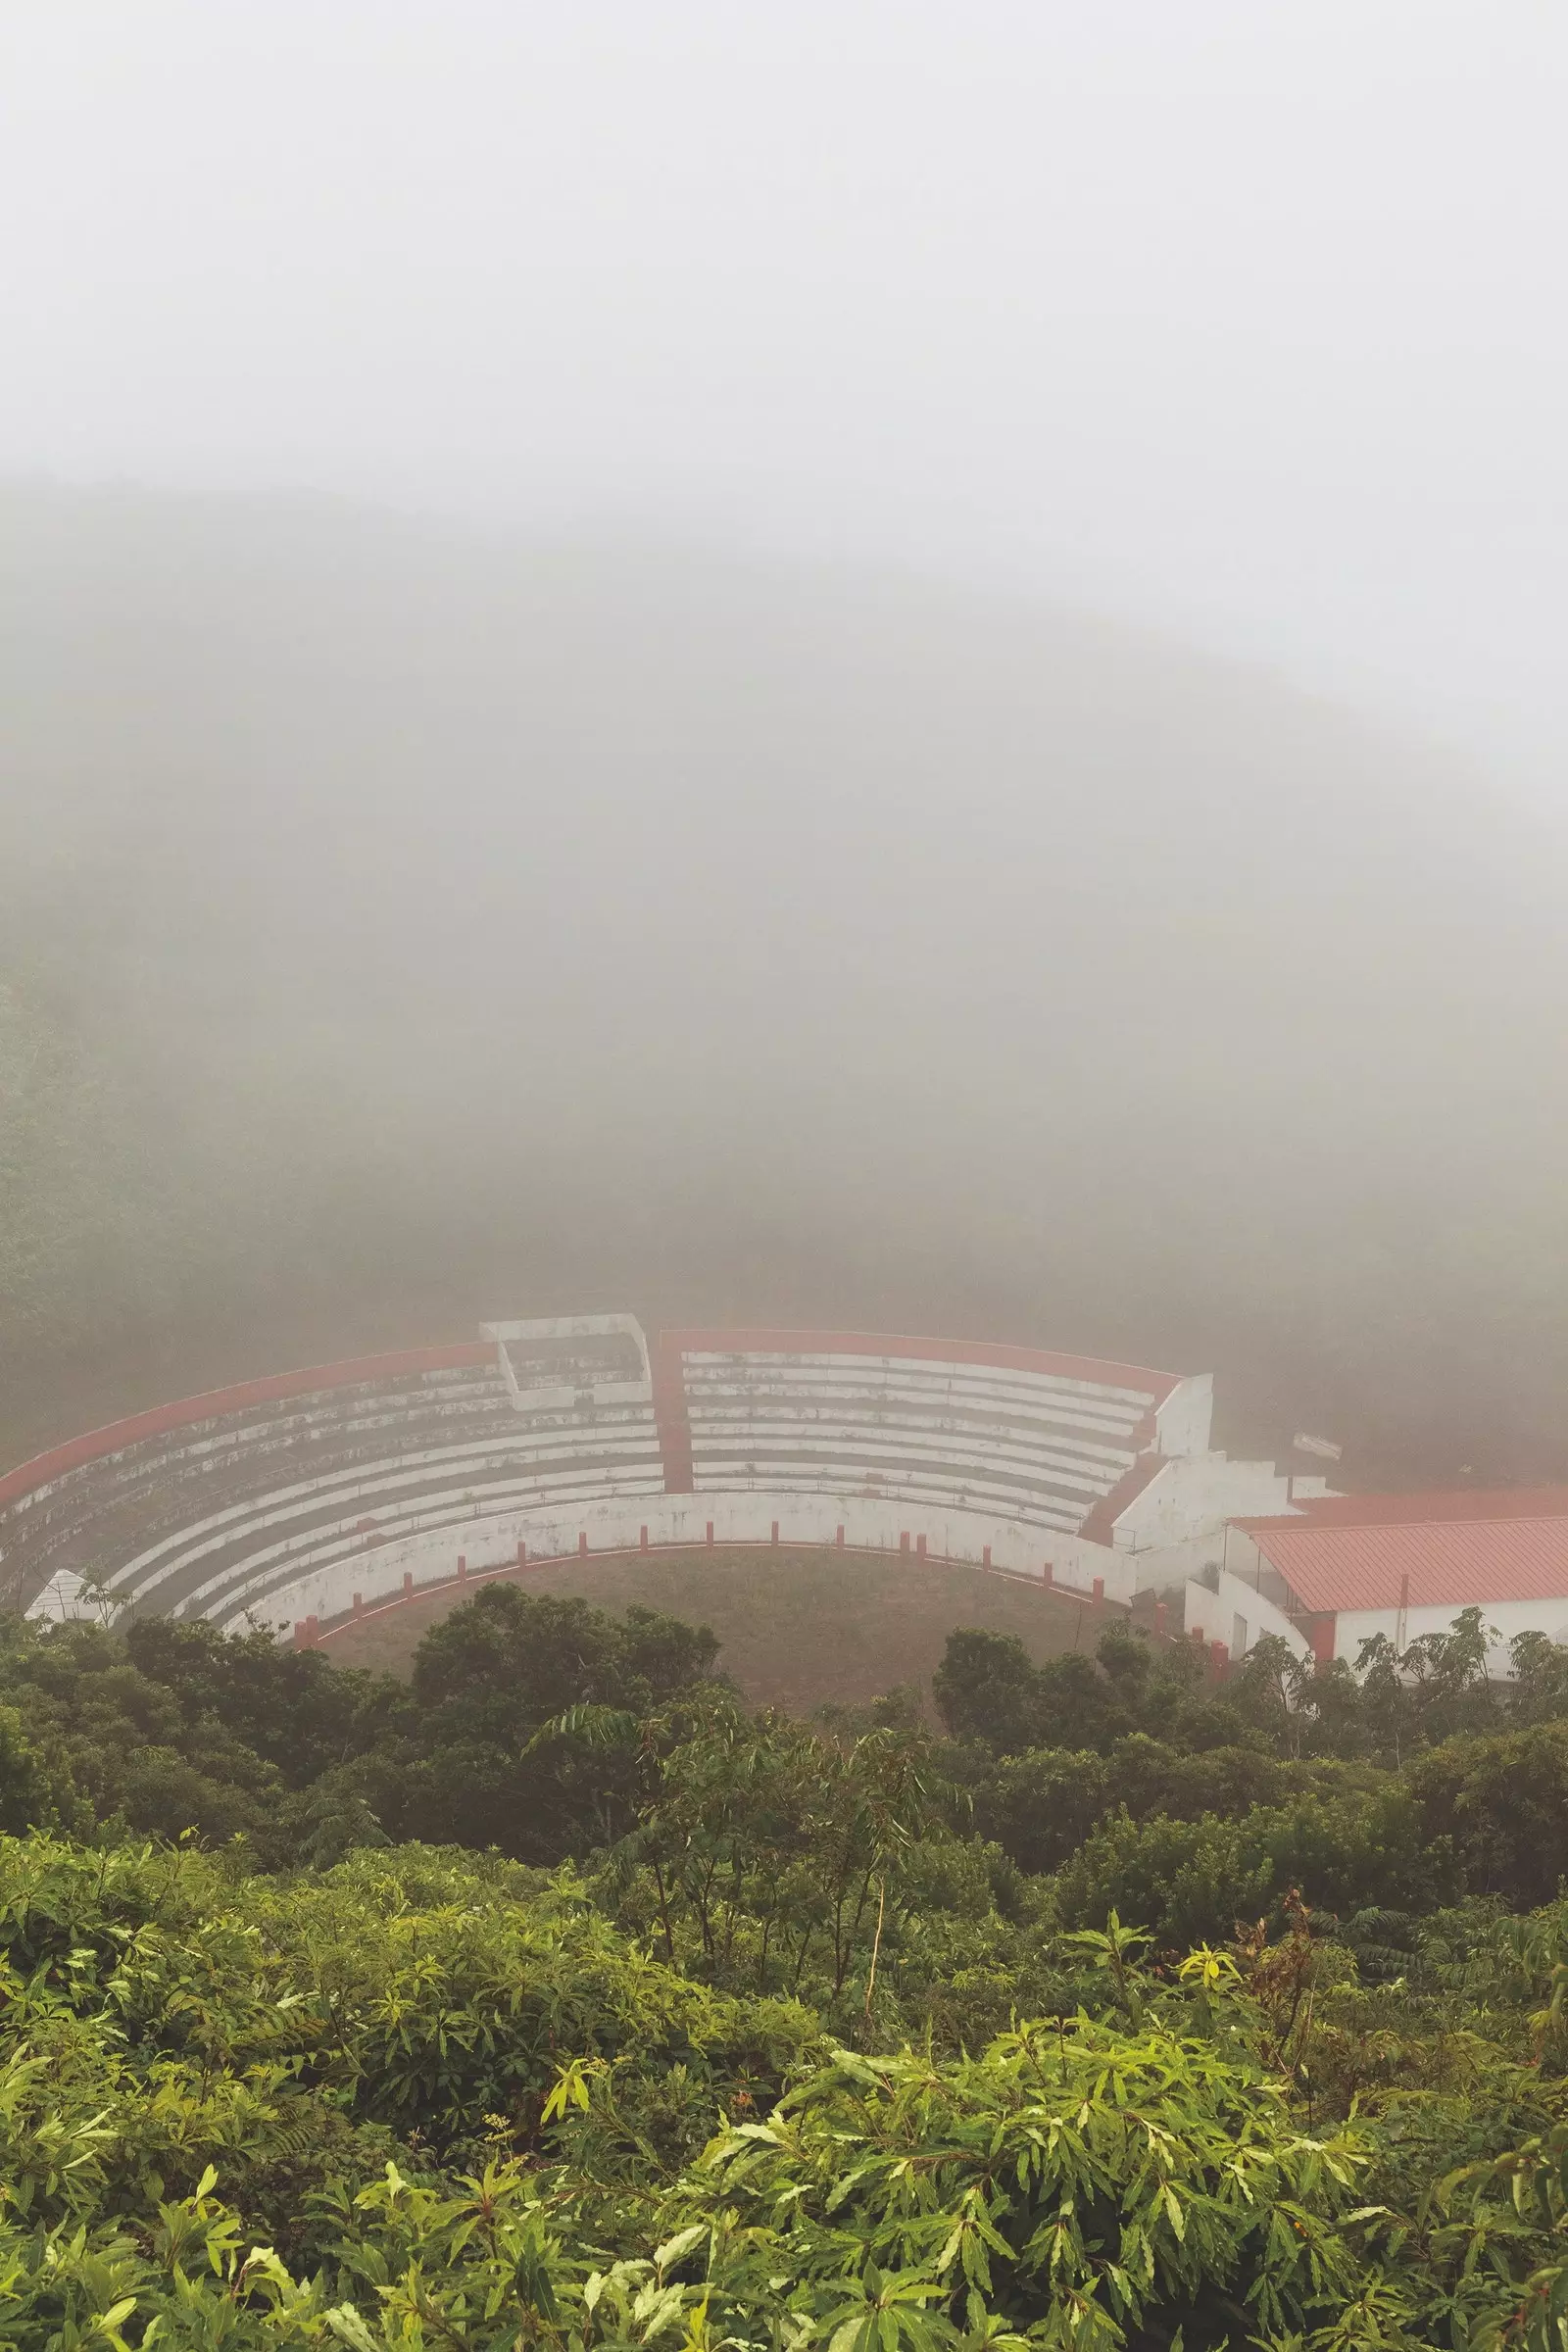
3,1589,1568,2342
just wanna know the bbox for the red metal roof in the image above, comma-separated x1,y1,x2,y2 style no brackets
1248,1487,1568,1531
1243,1511,1568,1616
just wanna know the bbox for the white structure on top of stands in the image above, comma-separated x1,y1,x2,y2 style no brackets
0,1316,1319,1644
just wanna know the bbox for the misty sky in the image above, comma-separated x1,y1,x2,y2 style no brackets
4,3,1567,799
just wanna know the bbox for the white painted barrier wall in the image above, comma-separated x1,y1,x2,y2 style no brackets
1181,1567,1310,1660
1180,1570,1567,1674
245,1490,1140,1638
1152,1375,1214,1459
1328,1595,1568,1672
1115,1455,1309,1571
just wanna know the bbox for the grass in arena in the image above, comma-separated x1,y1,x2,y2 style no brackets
321,1544,1107,1715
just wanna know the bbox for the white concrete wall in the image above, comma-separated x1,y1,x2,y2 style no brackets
1115,1453,1302,1569
1180,1567,1310,1660
146,1437,1297,1640
1125,1533,1237,1591
1175,1580,1568,1676
1330,1595,1568,1671
1152,1374,1213,1458
480,1313,651,1382
244,1490,1140,1639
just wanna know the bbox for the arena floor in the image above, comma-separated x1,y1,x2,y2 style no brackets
318,1542,1122,1716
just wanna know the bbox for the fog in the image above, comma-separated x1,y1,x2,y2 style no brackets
7,4,1568,782
3,11,1568,1482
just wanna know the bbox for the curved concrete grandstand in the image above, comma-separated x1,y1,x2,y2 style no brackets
0,1319,1305,1642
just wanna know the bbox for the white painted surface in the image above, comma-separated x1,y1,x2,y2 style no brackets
480,1315,652,1409
104,1418,662,1596
1152,1375,1213,1458
1179,1567,1310,1659
680,1349,1154,1535
480,1312,651,1376
1330,1595,1568,1670
163,1468,667,1622
24,1569,119,1626
7,1330,1250,1643
250,1491,1139,1639
1114,1453,1304,1559
1,1369,508,1533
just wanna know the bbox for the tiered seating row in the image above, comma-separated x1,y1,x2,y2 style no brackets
1,1325,1192,1636
110,1409,662,1616
1,1366,514,1601
193,1456,666,1630
0,1343,664,1629
679,1348,1157,1537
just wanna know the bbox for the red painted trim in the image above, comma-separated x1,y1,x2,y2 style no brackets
1236,1487,1568,1533
4,1320,1186,1541
0,1343,495,1514
311,1536,1128,1643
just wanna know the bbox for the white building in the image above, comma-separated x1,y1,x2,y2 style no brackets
1217,1489,1568,1669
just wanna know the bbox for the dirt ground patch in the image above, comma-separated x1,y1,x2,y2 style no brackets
320,1544,1113,1715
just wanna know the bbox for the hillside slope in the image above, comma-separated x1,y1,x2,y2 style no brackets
3,482,1566,1478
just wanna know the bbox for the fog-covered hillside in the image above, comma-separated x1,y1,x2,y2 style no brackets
3,482,1565,1478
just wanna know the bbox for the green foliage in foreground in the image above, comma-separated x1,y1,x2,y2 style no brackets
10,1590,1568,2340
0,1835,1566,2348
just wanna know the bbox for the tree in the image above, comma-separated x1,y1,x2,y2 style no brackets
1509,1627,1568,1724
410,1586,719,1728
932,1626,1138,1755
1228,1631,1317,1756
0,1701,65,1834
931,1628,1047,1749
1410,1717,1568,1909
124,1613,389,1784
